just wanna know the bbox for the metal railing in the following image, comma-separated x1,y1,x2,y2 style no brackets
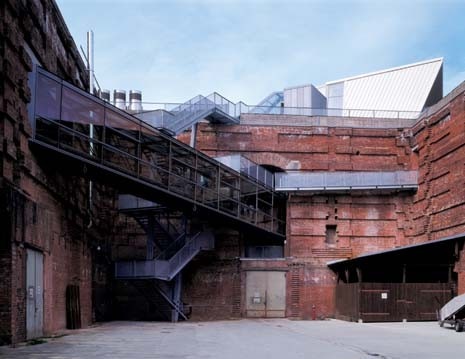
114,231,215,281
154,231,215,280
275,171,418,191
136,101,421,121
134,93,240,135
32,67,285,237
215,154,274,188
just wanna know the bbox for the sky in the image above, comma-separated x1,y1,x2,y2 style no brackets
56,0,465,106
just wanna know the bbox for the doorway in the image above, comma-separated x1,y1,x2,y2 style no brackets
26,249,44,339
245,271,286,318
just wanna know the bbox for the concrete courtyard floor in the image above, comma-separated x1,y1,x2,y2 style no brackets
1,319,465,359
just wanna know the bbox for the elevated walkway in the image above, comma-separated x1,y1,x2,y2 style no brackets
30,67,285,322
30,67,285,240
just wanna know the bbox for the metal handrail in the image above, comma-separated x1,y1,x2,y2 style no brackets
114,231,214,281
136,101,421,120
156,232,188,261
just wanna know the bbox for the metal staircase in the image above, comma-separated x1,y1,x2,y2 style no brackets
115,230,214,281
119,198,185,255
252,91,284,114
135,93,240,135
116,195,198,321
130,278,187,321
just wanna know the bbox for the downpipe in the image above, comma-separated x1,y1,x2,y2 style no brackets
87,30,94,229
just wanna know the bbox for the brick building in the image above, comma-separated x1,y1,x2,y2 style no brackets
1,0,465,345
0,0,117,344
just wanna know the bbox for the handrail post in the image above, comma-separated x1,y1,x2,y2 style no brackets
168,141,172,190
217,166,221,210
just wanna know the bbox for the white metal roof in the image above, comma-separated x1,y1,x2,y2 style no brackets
330,58,443,113
260,58,443,116
325,58,443,85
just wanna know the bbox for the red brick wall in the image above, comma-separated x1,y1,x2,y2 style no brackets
182,229,242,320
183,123,412,172
183,85,465,317
408,93,465,243
183,258,242,320
0,0,113,344
185,118,417,318
287,193,412,260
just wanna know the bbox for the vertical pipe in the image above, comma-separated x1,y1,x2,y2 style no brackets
189,123,198,148
147,215,155,260
87,30,94,95
87,30,94,229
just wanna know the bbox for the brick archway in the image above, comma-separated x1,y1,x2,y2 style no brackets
244,153,289,172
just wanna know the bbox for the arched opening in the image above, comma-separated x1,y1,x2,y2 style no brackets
260,164,285,173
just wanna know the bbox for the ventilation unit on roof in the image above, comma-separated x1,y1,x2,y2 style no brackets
128,90,143,113
113,89,126,110
99,89,110,102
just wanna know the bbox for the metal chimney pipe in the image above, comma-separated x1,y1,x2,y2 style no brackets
113,90,127,110
87,31,94,95
99,89,110,102
128,90,143,113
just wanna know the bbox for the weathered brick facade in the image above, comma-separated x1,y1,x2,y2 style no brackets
0,0,115,344
182,86,465,318
2,0,465,343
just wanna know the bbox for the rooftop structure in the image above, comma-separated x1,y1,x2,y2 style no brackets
136,59,443,137
259,58,443,119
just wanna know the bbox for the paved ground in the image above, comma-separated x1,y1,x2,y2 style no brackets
1,319,465,359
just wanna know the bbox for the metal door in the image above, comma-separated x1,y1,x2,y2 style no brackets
246,271,286,318
26,249,44,339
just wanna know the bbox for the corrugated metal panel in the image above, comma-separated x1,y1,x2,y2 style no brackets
284,84,327,112
275,171,418,191
284,85,313,107
343,59,442,116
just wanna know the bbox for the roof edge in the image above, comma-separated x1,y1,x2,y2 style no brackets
327,231,465,267
325,57,444,85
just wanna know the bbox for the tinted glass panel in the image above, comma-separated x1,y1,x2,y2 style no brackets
36,74,61,120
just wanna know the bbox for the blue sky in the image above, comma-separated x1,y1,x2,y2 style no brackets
56,0,465,105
